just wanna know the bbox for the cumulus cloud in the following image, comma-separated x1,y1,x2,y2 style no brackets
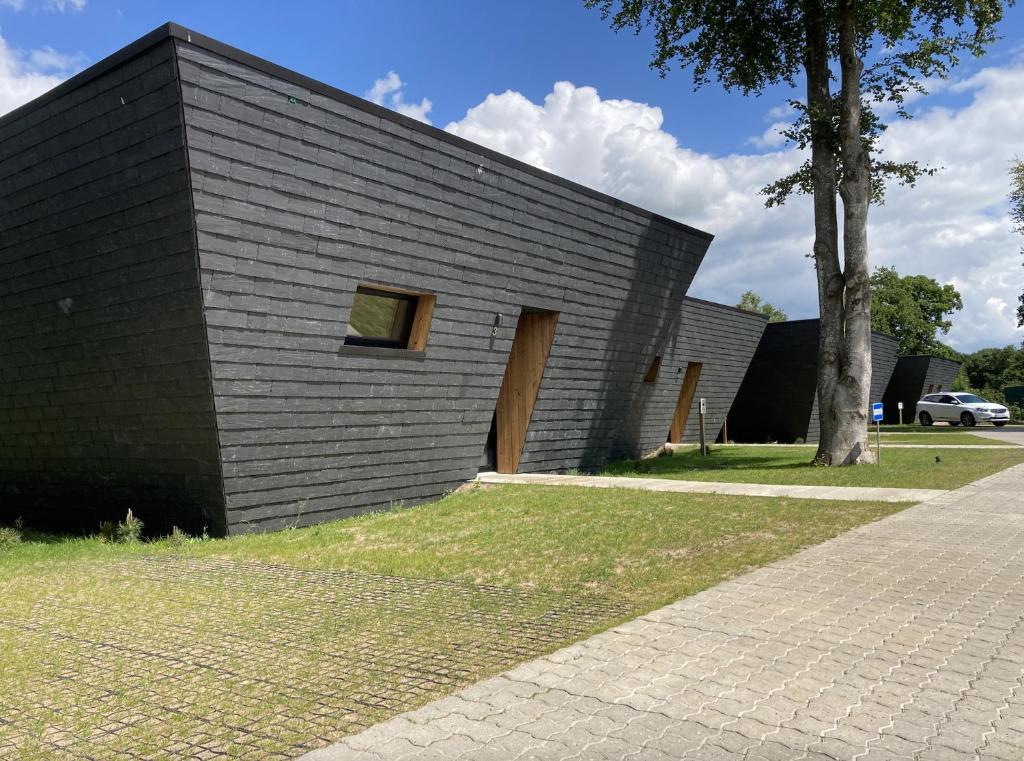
0,34,85,116
445,72,1024,352
364,70,432,124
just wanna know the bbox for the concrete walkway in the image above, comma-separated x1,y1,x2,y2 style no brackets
304,464,1024,761
878,444,1021,449
476,472,947,504
973,428,1024,446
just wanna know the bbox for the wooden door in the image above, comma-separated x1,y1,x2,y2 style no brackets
494,310,559,473
669,362,703,444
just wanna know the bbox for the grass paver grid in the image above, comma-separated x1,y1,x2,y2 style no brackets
0,556,630,759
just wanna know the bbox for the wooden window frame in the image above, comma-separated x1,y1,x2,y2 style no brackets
344,283,436,352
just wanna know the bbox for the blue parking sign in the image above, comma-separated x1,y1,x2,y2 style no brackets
871,402,884,422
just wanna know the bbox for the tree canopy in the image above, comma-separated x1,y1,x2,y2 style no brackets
1010,158,1024,327
869,266,962,356
959,345,1024,398
736,290,788,322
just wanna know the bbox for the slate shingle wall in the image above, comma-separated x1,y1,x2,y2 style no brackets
0,41,225,535
628,299,767,453
882,355,961,423
728,321,820,443
728,320,899,444
173,40,710,533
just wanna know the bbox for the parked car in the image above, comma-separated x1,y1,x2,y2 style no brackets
917,393,1010,427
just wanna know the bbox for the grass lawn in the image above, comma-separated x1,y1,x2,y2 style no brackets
1,485,907,759
876,433,1013,445
875,423,1022,432
603,445,1024,490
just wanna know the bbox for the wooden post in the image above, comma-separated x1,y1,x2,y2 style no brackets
698,398,708,456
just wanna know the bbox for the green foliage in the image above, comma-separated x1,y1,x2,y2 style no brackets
958,345,1024,402
1010,158,1024,327
0,527,23,549
100,510,145,544
869,266,963,355
98,521,116,543
736,290,788,322
586,0,1009,207
166,526,191,547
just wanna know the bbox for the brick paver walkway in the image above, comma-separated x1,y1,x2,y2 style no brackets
306,464,1024,760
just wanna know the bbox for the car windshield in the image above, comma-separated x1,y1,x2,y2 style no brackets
954,394,988,404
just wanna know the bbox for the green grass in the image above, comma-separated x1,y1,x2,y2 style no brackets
604,445,1024,490
875,423,1022,432
876,433,1011,445
1,486,906,607
1,486,910,757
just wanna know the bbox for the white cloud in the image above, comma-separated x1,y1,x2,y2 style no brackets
364,70,432,124
26,45,87,72
0,34,85,116
46,0,86,11
747,120,790,149
445,70,1024,352
0,0,86,10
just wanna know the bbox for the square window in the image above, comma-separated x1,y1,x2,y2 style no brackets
344,285,436,351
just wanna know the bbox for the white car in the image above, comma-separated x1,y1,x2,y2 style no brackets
917,392,1010,427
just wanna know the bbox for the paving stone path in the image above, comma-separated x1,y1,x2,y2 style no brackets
478,472,947,504
307,464,1024,760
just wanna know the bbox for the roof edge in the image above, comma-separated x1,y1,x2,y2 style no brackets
0,22,177,128
2,21,714,244
763,319,900,343
683,296,770,321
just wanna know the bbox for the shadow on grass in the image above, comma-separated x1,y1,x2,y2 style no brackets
605,448,819,477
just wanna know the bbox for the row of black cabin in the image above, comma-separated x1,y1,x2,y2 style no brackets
726,320,960,443
0,24,960,536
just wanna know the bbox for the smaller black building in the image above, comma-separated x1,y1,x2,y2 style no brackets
881,355,961,424
728,320,899,443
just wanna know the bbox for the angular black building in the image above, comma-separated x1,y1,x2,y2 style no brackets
0,24,723,535
727,320,900,443
628,298,768,451
881,355,961,424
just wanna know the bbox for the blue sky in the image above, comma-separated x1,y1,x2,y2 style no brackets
2,0,1023,350
7,1,1021,155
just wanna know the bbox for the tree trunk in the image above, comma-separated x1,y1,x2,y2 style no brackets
829,0,875,464
801,0,847,464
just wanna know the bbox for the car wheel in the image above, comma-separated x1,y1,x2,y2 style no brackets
994,422,1008,428
919,412,933,426
960,412,976,427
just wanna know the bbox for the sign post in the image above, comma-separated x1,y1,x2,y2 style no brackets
872,402,884,463
698,398,708,456
897,400,904,426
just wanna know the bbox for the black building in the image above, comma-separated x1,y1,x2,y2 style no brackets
630,298,768,450
728,320,900,443
881,355,962,424
0,24,739,535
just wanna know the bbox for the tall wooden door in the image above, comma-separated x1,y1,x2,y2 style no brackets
669,362,703,444
494,310,559,473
